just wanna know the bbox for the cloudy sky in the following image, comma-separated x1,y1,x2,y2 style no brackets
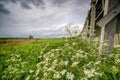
0,0,90,38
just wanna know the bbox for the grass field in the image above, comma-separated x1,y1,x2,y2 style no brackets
0,38,120,80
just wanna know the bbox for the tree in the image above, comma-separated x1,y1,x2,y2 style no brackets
29,35,33,39
64,24,80,39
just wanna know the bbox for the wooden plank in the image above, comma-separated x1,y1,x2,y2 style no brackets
105,18,117,53
98,0,110,57
97,3,120,27
90,1,96,43
95,10,103,21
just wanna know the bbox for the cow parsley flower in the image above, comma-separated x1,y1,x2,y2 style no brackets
43,72,47,77
53,72,61,79
83,69,94,78
25,75,30,80
64,43,69,47
64,61,69,66
29,70,34,73
71,62,79,67
81,77,88,80
35,69,40,76
35,77,39,80
72,42,77,46
60,70,66,75
66,72,74,80
94,61,101,65
47,66,55,71
116,59,120,63
112,66,119,73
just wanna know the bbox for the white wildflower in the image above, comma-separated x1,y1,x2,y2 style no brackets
112,66,118,73
64,43,69,47
52,60,58,65
83,69,94,78
103,58,107,60
71,57,74,60
71,62,79,67
86,61,93,66
79,54,86,58
81,77,88,80
16,54,21,58
43,66,47,70
68,52,72,54
50,53,54,57
21,62,28,65
36,63,41,68
38,55,42,58
72,42,77,46
64,61,69,66
45,44,50,47
29,70,34,73
77,49,84,53
94,72,102,76
20,70,25,73
45,57,49,61
116,59,120,63
40,51,43,54
47,66,55,71
25,75,30,80
114,45,120,48
53,72,61,79
35,69,40,76
109,54,114,57
35,77,39,80
60,61,64,65
91,69,95,73
43,72,47,77
66,72,74,80
18,58,22,61
55,48,61,51
103,42,108,47
94,61,101,65
11,57,16,61
75,53,80,57
60,70,66,75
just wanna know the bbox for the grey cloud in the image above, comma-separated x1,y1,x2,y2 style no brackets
0,3,10,14
76,0,90,4
51,0,90,7
20,0,44,9
51,0,68,6
20,1,32,9
26,0,44,7
0,0,44,9
0,0,19,3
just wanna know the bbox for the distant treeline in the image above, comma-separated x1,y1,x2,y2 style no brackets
0,37,30,40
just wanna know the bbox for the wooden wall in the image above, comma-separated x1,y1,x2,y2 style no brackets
114,13,120,45
81,0,120,46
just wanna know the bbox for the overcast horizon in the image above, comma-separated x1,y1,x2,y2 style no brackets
0,0,90,38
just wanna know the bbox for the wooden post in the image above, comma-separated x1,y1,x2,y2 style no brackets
102,0,105,10
99,0,118,58
105,18,117,53
98,0,109,58
85,18,89,38
90,0,96,43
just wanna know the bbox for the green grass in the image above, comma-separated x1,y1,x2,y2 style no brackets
0,38,120,80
